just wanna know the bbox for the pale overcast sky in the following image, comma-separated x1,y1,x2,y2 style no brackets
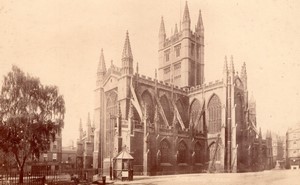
0,0,299,146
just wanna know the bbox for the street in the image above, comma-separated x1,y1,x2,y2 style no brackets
114,170,300,185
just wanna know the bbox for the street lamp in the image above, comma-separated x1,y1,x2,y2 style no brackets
109,114,117,180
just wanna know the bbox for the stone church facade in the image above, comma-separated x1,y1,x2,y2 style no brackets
92,2,259,175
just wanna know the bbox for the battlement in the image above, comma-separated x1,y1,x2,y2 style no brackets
134,73,188,94
187,79,223,93
163,31,200,48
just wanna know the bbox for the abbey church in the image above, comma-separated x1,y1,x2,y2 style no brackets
92,2,266,175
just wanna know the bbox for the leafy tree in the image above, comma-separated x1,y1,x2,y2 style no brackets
0,66,65,183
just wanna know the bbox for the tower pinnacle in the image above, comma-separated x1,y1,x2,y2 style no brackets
97,49,107,75
241,62,247,78
241,62,247,89
182,1,191,23
182,1,191,31
223,56,228,73
197,10,204,29
229,55,235,74
122,31,133,59
121,31,134,75
159,16,166,37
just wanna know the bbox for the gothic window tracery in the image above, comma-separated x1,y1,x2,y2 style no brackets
207,94,221,134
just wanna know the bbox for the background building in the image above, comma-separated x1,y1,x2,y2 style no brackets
28,132,62,173
272,133,286,168
77,114,95,169
286,124,300,169
61,142,77,171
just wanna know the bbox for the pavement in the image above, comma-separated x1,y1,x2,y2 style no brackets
110,169,300,185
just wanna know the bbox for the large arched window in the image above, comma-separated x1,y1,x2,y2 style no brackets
178,141,188,163
141,91,154,123
160,95,173,125
190,99,204,132
160,139,171,163
194,142,205,164
207,94,221,133
105,92,117,158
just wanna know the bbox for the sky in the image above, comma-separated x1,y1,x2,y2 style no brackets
0,0,299,146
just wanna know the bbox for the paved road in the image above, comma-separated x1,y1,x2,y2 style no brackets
114,170,300,185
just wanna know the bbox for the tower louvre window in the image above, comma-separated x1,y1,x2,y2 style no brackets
191,43,195,56
196,45,200,59
175,44,181,57
165,49,170,62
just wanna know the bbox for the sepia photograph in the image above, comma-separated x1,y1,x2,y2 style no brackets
0,0,299,184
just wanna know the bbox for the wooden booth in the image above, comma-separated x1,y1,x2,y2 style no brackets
113,150,134,181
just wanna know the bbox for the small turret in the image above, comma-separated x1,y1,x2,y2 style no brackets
196,10,204,35
79,119,83,140
229,55,235,74
86,112,92,141
223,56,228,74
97,49,107,85
240,62,247,90
182,1,191,31
159,17,166,49
121,31,134,75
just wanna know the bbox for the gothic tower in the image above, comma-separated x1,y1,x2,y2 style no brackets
158,2,204,87
93,49,107,169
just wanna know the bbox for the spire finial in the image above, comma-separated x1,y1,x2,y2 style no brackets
223,55,228,73
79,118,82,130
229,55,235,73
159,17,166,32
241,62,247,77
97,48,107,75
122,31,133,59
182,1,191,23
196,9,204,29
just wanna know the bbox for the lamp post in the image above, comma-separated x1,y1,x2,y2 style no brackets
109,114,117,180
